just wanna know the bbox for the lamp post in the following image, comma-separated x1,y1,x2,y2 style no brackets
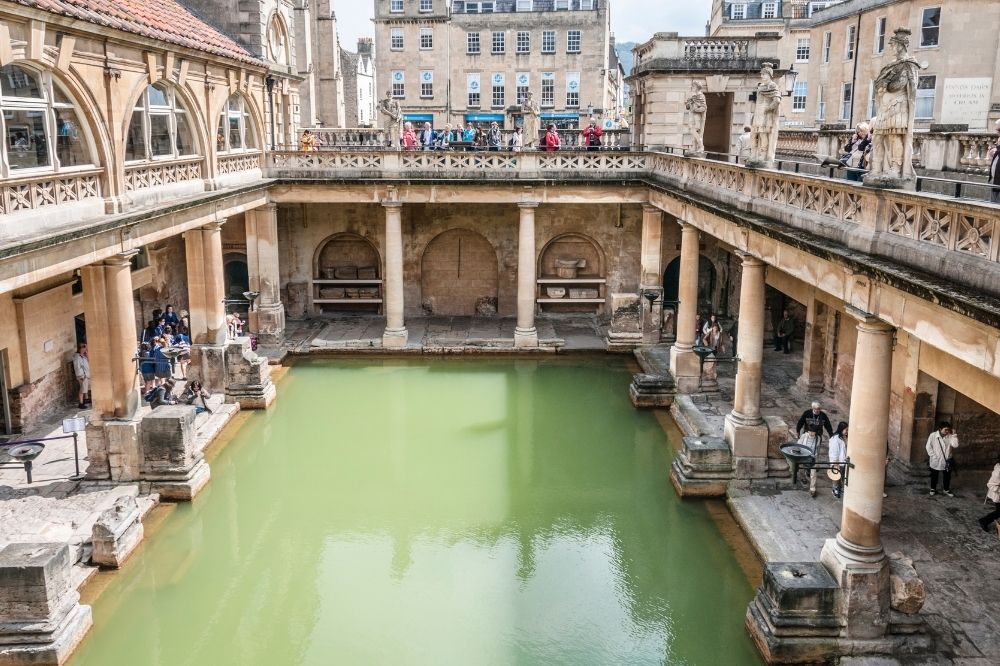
61,416,86,480
265,74,277,151
783,64,799,97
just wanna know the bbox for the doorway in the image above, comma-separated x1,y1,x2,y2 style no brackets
704,92,733,157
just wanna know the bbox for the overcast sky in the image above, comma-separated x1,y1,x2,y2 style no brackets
335,1,713,48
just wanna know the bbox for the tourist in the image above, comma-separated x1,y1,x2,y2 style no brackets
227,312,244,338
545,124,561,152
151,337,172,384
841,123,872,182
581,118,603,151
401,122,417,151
418,122,436,150
829,422,848,499
701,314,723,352
485,121,503,151
299,129,318,152
462,122,477,150
796,401,833,497
437,123,455,149
977,456,1000,532
153,316,167,338
509,127,523,152
183,380,213,415
774,309,794,353
175,325,191,379
735,125,752,163
147,378,177,409
988,118,1000,204
72,342,90,409
163,304,180,328
926,422,958,497
138,342,156,391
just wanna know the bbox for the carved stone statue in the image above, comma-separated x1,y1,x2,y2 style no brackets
865,29,920,189
378,90,402,148
684,80,708,155
746,63,782,169
522,91,540,149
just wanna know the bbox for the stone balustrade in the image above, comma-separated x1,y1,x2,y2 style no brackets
682,38,752,61
302,128,632,151
778,128,998,174
217,151,262,175
0,168,101,215
124,156,203,192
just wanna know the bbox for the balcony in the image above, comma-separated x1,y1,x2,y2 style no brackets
631,35,781,75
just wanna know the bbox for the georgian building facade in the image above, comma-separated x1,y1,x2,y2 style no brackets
373,0,620,129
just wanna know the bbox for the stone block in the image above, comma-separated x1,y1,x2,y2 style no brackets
887,552,925,615
140,405,210,501
223,339,276,409
606,293,642,352
669,435,732,498
0,543,93,666
91,495,144,569
669,346,702,394
628,373,675,408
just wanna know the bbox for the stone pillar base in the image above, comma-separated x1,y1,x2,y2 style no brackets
725,413,770,480
0,543,93,666
669,435,732,497
820,537,890,640
188,344,227,392
607,293,642,352
91,495,144,568
84,419,141,482
224,339,276,409
382,327,409,349
887,457,931,486
513,327,539,349
150,460,211,502
629,373,676,408
863,173,915,190
250,303,286,345
669,346,701,393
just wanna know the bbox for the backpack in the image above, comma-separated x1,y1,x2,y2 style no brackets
143,388,157,403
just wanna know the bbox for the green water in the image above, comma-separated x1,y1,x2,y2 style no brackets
70,358,761,666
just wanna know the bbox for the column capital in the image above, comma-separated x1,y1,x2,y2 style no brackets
678,219,697,231
259,202,278,213
103,249,140,267
736,251,765,267
641,203,662,214
846,306,895,332
381,200,403,210
202,218,226,231
518,201,539,210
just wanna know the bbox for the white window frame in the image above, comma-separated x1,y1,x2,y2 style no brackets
492,31,505,55
542,31,556,54
762,2,777,19
419,0,433,12
554,0,569,10
541,73,555,107
127,83,197,163
795,38,810,62
874,16,886,54
822,31,831,63
389,0,403,13
845,25,856,60
792,81,807,112
816,86,826,120
840,82,852,121
730,3,747,20
467,32,481,54
516,31,530,54
567,30,581,53
516,0,533,11
420,78,433,99
391,71,405,99
580,0,594,9
491,76,505,108
920,7,941,48
916,75,936,119
390,28,403,51
867,81,877,120
420,27,434,50
217,94,257,154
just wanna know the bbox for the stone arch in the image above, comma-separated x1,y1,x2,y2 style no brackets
121,78,207,160
313,232,382,279
266,12,291,66
421,229,499,316
662,253,717,314
223,252,249,300
211,91,265,153
537,232,606,279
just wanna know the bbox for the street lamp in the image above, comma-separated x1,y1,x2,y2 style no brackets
242,291,260,312
265,74,277,151
783,64,799,96
780,442,855,487
61,416,86,480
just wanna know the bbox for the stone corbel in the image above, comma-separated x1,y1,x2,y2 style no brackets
144,51,157,84
55,33,75,72
0,23,12,67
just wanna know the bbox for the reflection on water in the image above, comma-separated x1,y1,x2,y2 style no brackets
71,358,761,666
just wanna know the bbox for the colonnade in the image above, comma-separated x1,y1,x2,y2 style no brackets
669,220,895,624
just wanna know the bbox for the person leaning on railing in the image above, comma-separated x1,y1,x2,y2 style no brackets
545,124,561,152
988,118,1000,204
840,123,872,182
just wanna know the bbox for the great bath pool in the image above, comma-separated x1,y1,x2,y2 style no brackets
71,357,762,665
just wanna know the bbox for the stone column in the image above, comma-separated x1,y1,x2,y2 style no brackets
245,204,286,343
640,205,664,344
724,253,769,479
797,297,827,392
514,202,539,348
382,202,408,348
669,221,701,392
821,310,895,639
186,219,228,388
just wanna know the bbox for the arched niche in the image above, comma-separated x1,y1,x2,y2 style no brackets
537,233,607,313
312,233,383,312
420,229,499,316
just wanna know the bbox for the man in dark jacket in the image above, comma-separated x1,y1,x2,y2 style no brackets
774,310,795,353
988,118,1000,204
797,400,834,497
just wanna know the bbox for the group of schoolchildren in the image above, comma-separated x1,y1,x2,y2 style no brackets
137,304,211,414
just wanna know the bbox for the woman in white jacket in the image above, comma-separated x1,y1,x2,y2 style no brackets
925,422,958,497
828,422,848,499
978,459,1000,532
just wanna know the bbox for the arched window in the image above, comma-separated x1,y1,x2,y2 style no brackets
125,83,197,162
217,95,257,153
0,63,94,173
266,15,289,65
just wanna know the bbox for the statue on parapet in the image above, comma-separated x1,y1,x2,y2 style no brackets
378,90,402,149
865,29,920,189
685,80,708,156
746,62,782,169
522,90,541,149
